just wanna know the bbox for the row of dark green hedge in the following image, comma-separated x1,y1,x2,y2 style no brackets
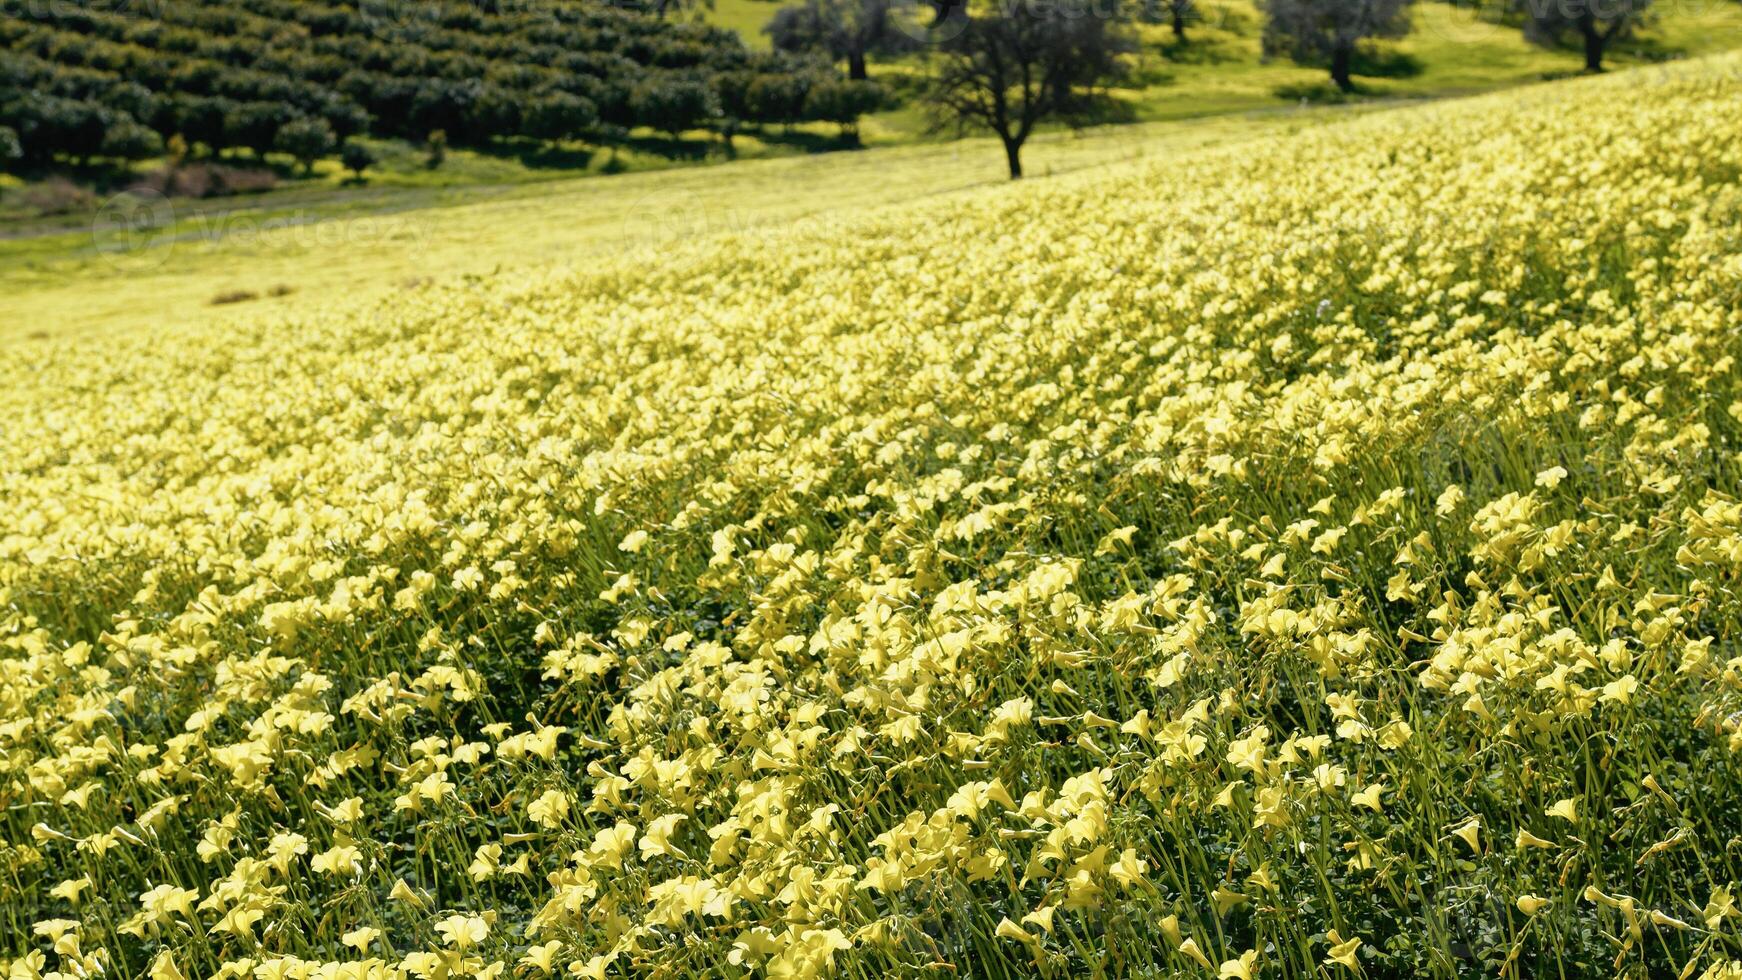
0,0,883,171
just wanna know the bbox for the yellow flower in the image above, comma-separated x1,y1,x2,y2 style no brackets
639,813,689,860
469,843,503,881
1648,910,1691,930
1516,895,1550,916
1705,887,1738,929
1178,937,1213,969
311,843,362,877
528,788,570,828
1219,949,1259,980
214,906,265,943
1021,905,1057,934
149,950,187,980
1350,783,1384,812
1160,914,1183,946
1600,675,1638,704
1109,847,1148,889
342,926,382,950
321,796,365,824
1435,485,1465,516
585,822,637,870
1451,817,1481,854
1515,829,1556,850
435,913,489,950
570,952,620,980
1213,886,1248,916
1324,931,1361,970
994,918,1035,944
389,879,428,907
521,941,563,974
48,876,92,907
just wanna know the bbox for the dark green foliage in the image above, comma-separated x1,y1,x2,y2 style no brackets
224,100,292,157
276,115,336,173
99,113,162,160
1514,0,1651,71
746,72,813,128
0,122,19,166
630,75,720,137
1,91,140,163
765,0,920,80
524,90,600,144
1261,0,1413,91
804,77,883,140
0,0,872,171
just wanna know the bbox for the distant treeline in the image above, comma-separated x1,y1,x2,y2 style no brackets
0,0,881,168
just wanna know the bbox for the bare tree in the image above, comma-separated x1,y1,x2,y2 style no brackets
1516,0,1650,72
1261,0,1412,92
923,0,1135,179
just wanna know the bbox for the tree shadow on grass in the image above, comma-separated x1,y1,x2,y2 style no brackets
470,137,599,170
1271,48,1421,102
1129,61,1178,87
622,133,717,161
1351,48,1425,78
7,159,137,193
1069,94,1141,127
1604,34,1689,64
1154,35,1249,65
1273,79,1360,102
752,128,869,154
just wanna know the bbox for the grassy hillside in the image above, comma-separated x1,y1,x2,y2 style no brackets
709,0,787,47
0,102,1382,341
10,0,1742,344
719,0,1742,119
6,0,1739,242
6,53,1742,980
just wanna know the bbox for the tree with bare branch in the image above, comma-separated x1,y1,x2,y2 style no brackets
922,0,1134,179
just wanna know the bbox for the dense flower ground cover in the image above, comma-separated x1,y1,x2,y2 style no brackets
5,54,1742,980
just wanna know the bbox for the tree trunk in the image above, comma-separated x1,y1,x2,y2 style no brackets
1330,45,1354,92
1580,16,1605,72
1171,5,1186,41
848,49,868,81
1003,136,1023,180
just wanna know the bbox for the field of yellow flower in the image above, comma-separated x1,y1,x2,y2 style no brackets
7,53,1742,980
